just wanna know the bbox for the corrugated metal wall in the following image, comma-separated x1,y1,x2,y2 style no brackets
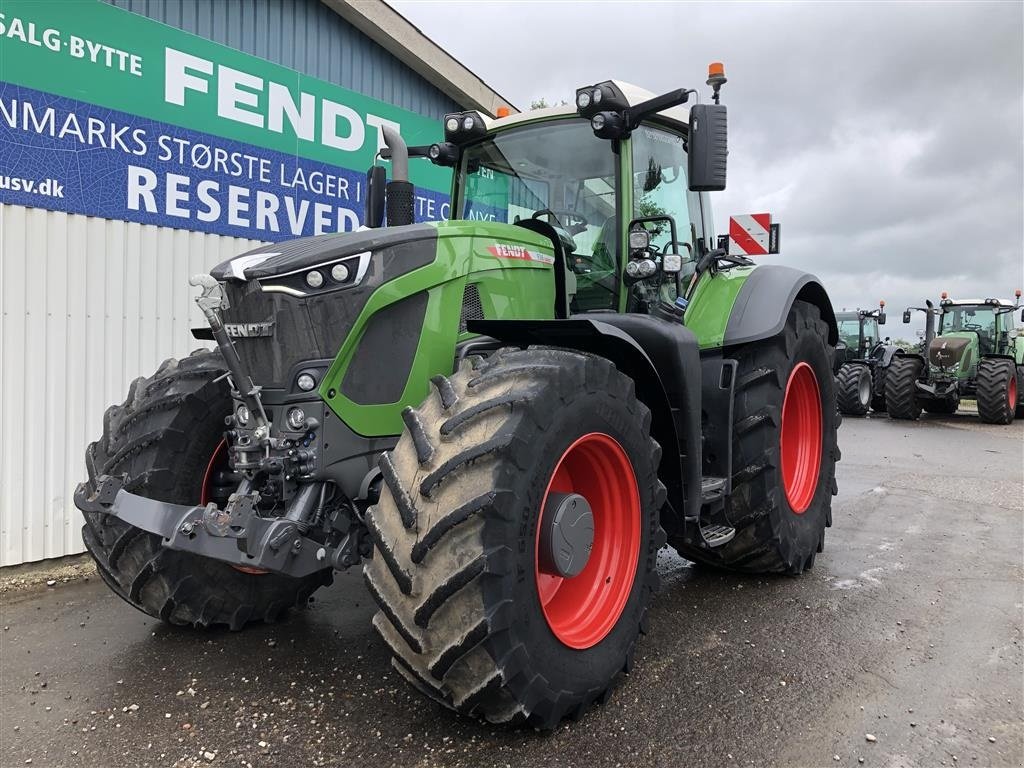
102,0,462,119
1,1,463,565
0,205,264,566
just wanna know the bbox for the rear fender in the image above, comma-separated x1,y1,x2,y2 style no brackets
468,317,699,531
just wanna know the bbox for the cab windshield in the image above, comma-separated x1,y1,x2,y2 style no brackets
458,119,619,310
940,304,997,353
940,305,995,335
837,317,861,346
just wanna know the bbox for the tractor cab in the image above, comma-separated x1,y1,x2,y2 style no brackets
368,78,739,323
834,302,886,368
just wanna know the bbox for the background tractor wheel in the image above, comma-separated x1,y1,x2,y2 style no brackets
836,362,871,416
871,365,888,412
79,350,332,630
363,348,665,728
672,300,839,575
1017,365,1024,419
922,398,959,415
885,355,923,420
976,357,1017,425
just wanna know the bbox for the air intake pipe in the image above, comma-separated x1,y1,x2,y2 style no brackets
381,125,414,226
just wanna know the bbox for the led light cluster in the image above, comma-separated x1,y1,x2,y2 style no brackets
442,111,487,145
259,251,371,298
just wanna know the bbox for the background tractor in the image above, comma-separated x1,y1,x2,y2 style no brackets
887,292,1024,424
833,301,902,415
75,67,840,728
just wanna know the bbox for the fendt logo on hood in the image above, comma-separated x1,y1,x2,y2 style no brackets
487,244,554,265
224,319,275,338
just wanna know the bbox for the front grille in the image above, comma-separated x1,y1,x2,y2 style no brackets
221,282,321,388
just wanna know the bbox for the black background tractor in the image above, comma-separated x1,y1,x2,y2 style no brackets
833,302,902,415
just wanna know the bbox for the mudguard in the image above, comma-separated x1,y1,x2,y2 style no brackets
875,343,904,368
723,264,838,347
467,316,701,528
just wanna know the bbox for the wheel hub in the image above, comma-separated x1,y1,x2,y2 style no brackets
538,492,594,578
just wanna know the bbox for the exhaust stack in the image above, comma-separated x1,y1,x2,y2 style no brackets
381,126,414,226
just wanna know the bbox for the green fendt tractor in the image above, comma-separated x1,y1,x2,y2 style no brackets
75,67,840,728
833,301,902,415
887,292,1024,424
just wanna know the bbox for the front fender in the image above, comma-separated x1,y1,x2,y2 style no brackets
468,317,699,528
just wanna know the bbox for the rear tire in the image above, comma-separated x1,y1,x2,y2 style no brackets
976,357,1017,424
79,350,332,630
363,348,665,727
836,363,871,416
885,355,923,420
672,300,838,575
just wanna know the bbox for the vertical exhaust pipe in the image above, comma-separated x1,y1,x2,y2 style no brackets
924,299,936,350
381,126,414,226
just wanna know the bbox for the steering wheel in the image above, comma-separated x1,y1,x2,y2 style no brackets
532,209,589,235
962,323,985,332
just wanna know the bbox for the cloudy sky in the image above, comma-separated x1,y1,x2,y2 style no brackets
392,0,1023,339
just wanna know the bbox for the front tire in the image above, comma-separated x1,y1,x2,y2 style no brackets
836,362,871,416
885,355,923,420
976,357,1017,424
871,364,888,412
672,300,839,575
363,348,665,727
79,351,332,629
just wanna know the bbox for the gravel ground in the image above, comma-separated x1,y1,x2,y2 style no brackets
2,412,1022,768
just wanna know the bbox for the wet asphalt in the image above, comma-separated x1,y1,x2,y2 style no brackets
2,412,1022,768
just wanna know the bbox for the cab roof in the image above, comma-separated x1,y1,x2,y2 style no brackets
940,298,1018,308
476,81,691,133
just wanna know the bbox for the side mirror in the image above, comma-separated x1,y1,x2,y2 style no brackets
902,310,912,324
365,166,386,228
662,253,682,273
687,103,727,192
878,312,886,325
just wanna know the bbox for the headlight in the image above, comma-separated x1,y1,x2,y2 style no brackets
330,263,350,283
296,373,317,392
592,88,602,104
445,116,460,132
591,113,605,130
305,270,324,288
576,91,591,109
462,116,475,131
287,408,306,430
235,404,250,426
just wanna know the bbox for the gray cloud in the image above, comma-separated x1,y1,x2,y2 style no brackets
392,0,1023,331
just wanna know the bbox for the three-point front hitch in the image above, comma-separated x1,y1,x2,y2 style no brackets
74,276,365,578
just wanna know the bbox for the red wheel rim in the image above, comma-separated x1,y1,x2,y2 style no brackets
1009,376,1017,408
199,439,229,505
780,362,823,514
535,432,641,649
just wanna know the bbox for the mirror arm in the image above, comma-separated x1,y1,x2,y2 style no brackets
624,88,694,130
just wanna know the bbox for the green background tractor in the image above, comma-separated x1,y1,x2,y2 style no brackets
75,69,840,728
887,293,1024,424
834,301,903,415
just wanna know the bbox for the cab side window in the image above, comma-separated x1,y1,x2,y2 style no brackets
631,126,695,305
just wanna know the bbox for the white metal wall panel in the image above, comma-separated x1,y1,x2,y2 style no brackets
0,205,265,566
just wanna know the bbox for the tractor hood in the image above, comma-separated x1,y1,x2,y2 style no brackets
208,224,440,391
210,223,438,284
928,334,974,371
